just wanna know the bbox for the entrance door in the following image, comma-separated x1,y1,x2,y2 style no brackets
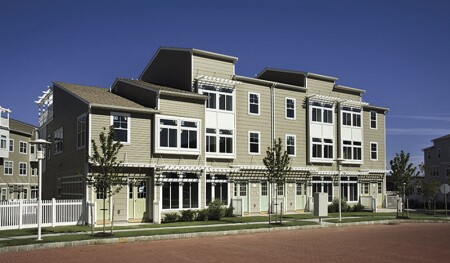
260,181,269,212
95,190,110,224
128,180,147,221
296,182,307,210
234,182,248,213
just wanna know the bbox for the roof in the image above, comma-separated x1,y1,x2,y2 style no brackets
9,118,36,136
432,134,450,142
257,68,339,83
233,75,307,92
118,79,207,100
53,82,159,114
158,47,238,64
333,84,366,94
363,104,390,113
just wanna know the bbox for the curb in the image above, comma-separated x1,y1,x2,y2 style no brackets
1,219,448,254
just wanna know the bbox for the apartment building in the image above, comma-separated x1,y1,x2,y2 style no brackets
0,106,38,201
37,47,388,223
423,134,450,183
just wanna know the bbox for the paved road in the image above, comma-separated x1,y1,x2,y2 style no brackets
3,223,450,263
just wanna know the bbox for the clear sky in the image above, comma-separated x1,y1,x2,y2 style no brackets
1,0,449,167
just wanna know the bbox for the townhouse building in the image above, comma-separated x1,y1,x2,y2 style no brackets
423,134,450,183
0,106,38,201
36,47,388,223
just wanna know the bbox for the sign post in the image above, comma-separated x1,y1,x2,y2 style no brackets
440,184,450,217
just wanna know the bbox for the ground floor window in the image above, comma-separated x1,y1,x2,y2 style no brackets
296,183,306,196
206,174,228,206
234,182,247,197
31,186,38,199
312,177,333,202
361,182,369,195
261,181,268,196
341,177,358,202
1,188,7,201
162,173,199,210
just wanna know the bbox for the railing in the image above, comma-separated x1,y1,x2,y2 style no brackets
0,199,90,230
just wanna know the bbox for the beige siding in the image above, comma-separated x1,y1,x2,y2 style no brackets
362,111,386,170
193,55,234,79
235,82,271,165
307,78,360,101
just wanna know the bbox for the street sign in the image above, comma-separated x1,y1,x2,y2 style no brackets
440,184,450,195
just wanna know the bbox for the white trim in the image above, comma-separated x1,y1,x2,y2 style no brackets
370,111,377,130
155,115,201,155
370,142,378,161
286,134,296,157
4,160,13,175
248,131,261,155
110,112,131,145
285,97,296,120
19,162,27,176
9,139,13,152
247,92,260,116
19,141,28,154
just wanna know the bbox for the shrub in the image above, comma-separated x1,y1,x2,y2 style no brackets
224,204,234,217
207,199,226,220
328,198,350,213
180,209,197,222
196,209,209,221
352,203,365,212
163,212,179,223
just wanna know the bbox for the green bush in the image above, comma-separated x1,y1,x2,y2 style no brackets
225,204,234,217
196,209,209,221
180,209,197,222
163,212,179,223
207,199,226,220
352,203,365,212
328,198,350,213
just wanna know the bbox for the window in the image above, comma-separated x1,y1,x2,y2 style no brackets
0,135,6,150
343,140,362,161
312,138,322,158
296,183,305,196
343,112,352,126
277,184,284,196
9,139,13,152
341,177,358,202
202,85,234,112
261,182,268,196
77,114,86,149
219,129,233,154
157,116,200,154
19,141,27,154
206,128,217,153
1,188,7,201
54,127,63,154
162,173,199,210
312,138,333,160
31,167,37,177
312,108,322,122
137,180,146,199
206,175,228,205
370,111,377,129
286,135,296,156
370,142,378,160
343,141,352,159
353,141,362,160
112,113,130,143
23,189,28,200
342,107,362,127
31,186,38,199
4,161,13,175
286,98,295,119
361,183,369,194
206,128,234,156
219,94,233,111
19,162,27,176
249,132,260,154
248,93,259,115
378,182,382,194
323,139,333,159
437,149,441,159
311,102,333,124
312,178,333,202
430,167,439,177
203,92,216,109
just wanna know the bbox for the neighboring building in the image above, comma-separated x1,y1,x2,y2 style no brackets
0,106,38,201
36,47,389,223
423,134,450,184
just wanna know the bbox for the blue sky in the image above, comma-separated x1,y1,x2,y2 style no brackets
1,0,449,167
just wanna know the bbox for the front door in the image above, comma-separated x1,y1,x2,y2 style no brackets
234,182,248,213
95,190,110,224
296,182,307,210
260,181,269,212
128,180,147,222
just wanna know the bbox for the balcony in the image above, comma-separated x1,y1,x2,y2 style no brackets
0,106,10,129
36,88,53,127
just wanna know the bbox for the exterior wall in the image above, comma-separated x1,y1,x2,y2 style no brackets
361,110,386,170
307,78,360,101
193,55,234,80
424,136,450,184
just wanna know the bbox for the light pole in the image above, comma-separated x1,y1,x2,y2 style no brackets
335,158,344,222
402,182,406,217
30,138,51,241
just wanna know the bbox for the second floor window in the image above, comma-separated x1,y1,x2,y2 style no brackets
0,135,6,150
370,111,377,129
206,128,217,153
112,114,129,143
343,140,362,161
19,162,27,176
370,143,378,160
160,119,178,148
19,141,27,154
219,129,233,154
312,138,333,160
77,114,86,149
157,116,200,154
54,127,63,154
286,135,296,156
311,102,333,124
4,161,13,175
9,139,13,152
286,98,295,119
249,132,260,154
219,94,233,111
342,107,361,127
248,93,259,115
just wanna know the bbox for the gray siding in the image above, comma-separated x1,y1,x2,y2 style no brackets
193,55,234,80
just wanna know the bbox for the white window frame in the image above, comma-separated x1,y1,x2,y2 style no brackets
77,114,87,149
19,162,27,176
19,141,27,154
285,98,296,120
4,161,13,175
370,142,378,161
311,137,334,163
342,140,362,161
54,127,63,154
248,92,260,116
370,111,377,129
0,135,7,150
311,102,333,124
155,115,201,155
341,106,361,127
248,131,260,155
9,139,13,152
286,134,296,157
31,167,37,177
111,112,131,144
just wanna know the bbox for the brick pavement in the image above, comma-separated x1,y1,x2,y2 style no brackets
2,223,449,263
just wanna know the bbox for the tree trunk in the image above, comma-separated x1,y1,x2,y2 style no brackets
102,192,106,234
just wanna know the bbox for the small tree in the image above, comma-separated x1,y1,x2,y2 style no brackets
390,151,419,217
419,164,440,215
88,126,125,235
263,138,291,224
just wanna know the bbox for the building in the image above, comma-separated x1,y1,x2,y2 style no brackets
0,106,38,201
423,134,450,183
36,47,389,223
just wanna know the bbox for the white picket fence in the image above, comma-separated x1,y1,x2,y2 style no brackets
0,199,87,230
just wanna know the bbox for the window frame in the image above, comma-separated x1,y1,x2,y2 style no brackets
19,162,27,176
155,115,201,155
4,161,13,175
9,139,13,152
370,142,378,161
311,137,334,162
111,112,131,144
77,114,87,149
248,92,260,116
285,98,296,120
19,141,28,154
286,134,296,157
341,106,362,127
370,111,377,129
248,131,260,155
0,135,7,150
54,127,64,154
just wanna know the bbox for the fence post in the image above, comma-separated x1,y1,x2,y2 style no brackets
52,198,56,227
19,200,23,229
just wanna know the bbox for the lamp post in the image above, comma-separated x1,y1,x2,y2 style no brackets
30,138,51,241
335,158,344,222
402,182,406,217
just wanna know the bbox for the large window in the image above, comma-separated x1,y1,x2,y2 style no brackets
219,94,233,111
249,131,260,154
156,116,200,154
341,177,358,202
206,128,233,155
206,128,217,153
111,113,130,143
203,91,216,109
286,98,295,119
370,142,378,161
370,111,377,129
248,93,260,115
19,162,27,176
203,86,234,112
19,141,27,154
343,140,362,161
4,161,13,175
206,175,228,206
312,177,333,202
77,114,86,149
0,135,6,150
286,135,296,156
342,107,361,127
162,173,199,210
311,102,333,124
219,129,233,154
312,138,333,160
54,127,63,154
